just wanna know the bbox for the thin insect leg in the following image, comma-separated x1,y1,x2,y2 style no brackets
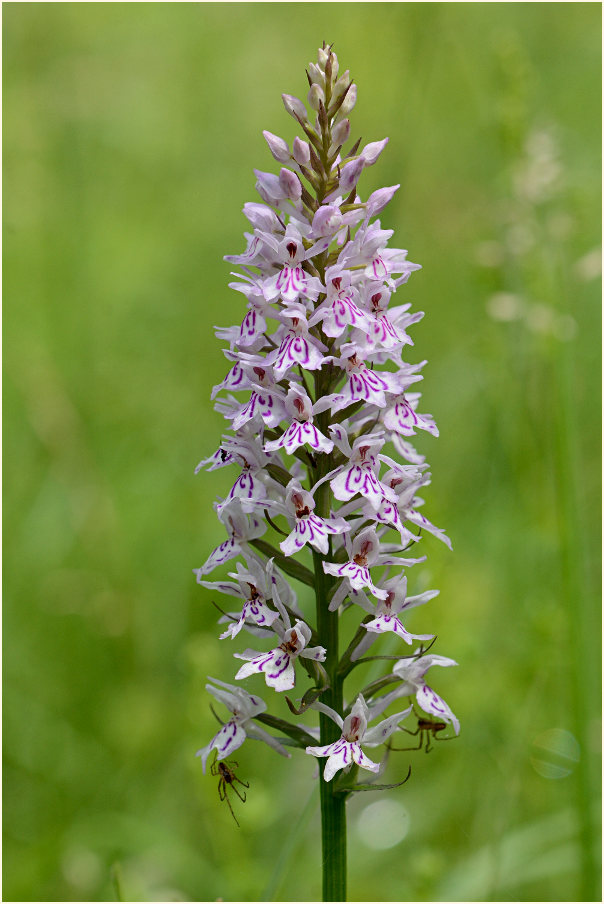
224,791,240,828
389,731,425,752
413,635,436,658
232,784,247,803
426,732,455,753
401,726,421,737
218,780,227,801
233,776,250,789
425,733,432,754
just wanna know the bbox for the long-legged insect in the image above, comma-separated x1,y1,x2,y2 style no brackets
210,750,249,827
388,705,456,754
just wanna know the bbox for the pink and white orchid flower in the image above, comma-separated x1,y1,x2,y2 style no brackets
196,678,290,772
306,693,412,781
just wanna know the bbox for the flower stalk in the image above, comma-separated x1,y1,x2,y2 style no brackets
195,43,458,902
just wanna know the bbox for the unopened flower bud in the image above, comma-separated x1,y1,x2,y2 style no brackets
337,83,357,118
339,157,364,194
308,83,325,112
243,202,280,232
365,183,400,216
331,70,351,106
331,118,350,147
282,93,307,122
263,130,290,163
292,137,311,166
308,63,324,86
317,47,329,70
254,169,285,205
360,138,389,166
312,204,344,236
279,167,302,200
329,52,339,81
324,52,333,86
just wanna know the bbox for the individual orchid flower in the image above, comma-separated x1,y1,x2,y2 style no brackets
196,678,290,772
322,428,397,510
368,245,422,285
307,266,372,338
305,693,412,781
214,312,269,355
262,225,324,304
264,386,334,455
357,286,425,353
197,557,281,640
210,356,252,401
350,575,437,656
383,392,439,438
195,499,267,575
315,347,403,414
234,618,326,692
323,527,388,600
382,469,453,550
278,480,350,556
352,222,422,285
390,652,460,734
214,440,275,516
223,229,275,268
337,220,392,270
228,363,288,431
324,526,426,610
268,304,328,379
225,274,280,349
359,494,420,545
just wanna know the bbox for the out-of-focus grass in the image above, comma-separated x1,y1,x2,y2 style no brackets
3,4,601,902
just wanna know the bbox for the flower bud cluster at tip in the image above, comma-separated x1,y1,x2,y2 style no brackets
195,43,458,783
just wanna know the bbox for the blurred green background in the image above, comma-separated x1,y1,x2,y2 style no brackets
3,3,601,902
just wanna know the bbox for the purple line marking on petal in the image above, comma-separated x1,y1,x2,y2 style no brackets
267,652,291,680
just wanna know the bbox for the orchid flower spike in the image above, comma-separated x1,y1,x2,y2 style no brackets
193,46,458,858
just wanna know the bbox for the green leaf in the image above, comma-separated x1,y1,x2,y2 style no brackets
335,766,412,796
249,539,315,587
285,678,330,716
254,713,316,748
265,463,292,487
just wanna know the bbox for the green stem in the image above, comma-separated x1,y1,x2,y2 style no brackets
312,357,346,899
318,759,347,902
312,475,347,901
